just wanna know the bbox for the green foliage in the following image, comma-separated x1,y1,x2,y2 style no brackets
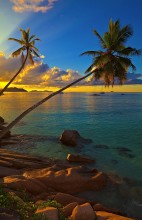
38,200,62,209
0,188,11,208
0,187,36,219
0,186,66,220
59,212,67,220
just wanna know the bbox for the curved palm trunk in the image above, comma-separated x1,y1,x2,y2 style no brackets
0,51,29,96
0,71,93,139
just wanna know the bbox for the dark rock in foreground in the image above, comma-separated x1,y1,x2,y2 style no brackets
0,125,11,139
0,116,4,125
0,207,20,220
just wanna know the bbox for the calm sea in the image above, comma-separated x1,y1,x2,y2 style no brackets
1,92,142,181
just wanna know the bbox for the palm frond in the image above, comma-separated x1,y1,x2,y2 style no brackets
116,56,136,71
28,52,34,65
21,52,25,65
11,47,24,57
32,49,40,57
117,47,142,56
31,45,39,52
19,28,27,41
85,63,96,73
93,30,107,49
29,35,36,41
81,50,103,57
8,38,24,45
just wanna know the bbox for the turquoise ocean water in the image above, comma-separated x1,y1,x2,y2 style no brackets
1,92,142,181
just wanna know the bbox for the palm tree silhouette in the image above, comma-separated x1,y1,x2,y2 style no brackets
0,20,141,139
81,19,141,86
0,28,40,96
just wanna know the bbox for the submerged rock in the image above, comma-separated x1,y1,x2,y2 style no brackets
67,154,95,164
94,144,109,149
116,147,135,159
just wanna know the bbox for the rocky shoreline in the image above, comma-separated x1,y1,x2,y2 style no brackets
0,117,141,219
0,147,136,220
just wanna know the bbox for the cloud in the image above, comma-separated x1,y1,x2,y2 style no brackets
10,0,58,13
0,52,83,87
86,72,142,86
0,52,142,88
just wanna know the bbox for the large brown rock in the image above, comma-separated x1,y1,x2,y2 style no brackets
67,154,95,164
0,166,21,178
4,166,107,195
93,203,120,215
60,130,81,146
54,193,86,206
70,203,96,220
62,202,78,217
36,207,58,220
96,211,134,220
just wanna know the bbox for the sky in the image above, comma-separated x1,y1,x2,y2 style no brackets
0,0,142,92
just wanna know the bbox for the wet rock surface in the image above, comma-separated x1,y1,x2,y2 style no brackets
115,147,135,158
67,154,95,164
60,130,92,147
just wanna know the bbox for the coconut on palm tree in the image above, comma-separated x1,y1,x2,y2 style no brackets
0,19,141,139
0,28,40,96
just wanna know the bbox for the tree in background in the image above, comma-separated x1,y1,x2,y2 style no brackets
0,28,40,96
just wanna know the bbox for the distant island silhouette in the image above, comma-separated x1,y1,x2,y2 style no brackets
2,87,28,92
30,90,52,92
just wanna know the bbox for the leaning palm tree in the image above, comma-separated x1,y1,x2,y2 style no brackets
0,20,141,139
0,28,40,96
81,19,141,86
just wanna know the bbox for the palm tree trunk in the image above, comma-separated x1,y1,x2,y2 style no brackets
0,71,93,139
0,51,29,96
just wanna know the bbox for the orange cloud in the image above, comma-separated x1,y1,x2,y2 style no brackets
10,0,59,13
0,52,142,91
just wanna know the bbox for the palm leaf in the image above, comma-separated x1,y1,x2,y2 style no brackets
93,30,107,49
8,38,24,45
31,45,39,52
32,49,40,57
29,35,36,41
11,47,24,57
81,50,103,57
28,52,34,65
19,28,27,40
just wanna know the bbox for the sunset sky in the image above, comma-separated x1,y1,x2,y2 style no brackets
0,0,142,92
